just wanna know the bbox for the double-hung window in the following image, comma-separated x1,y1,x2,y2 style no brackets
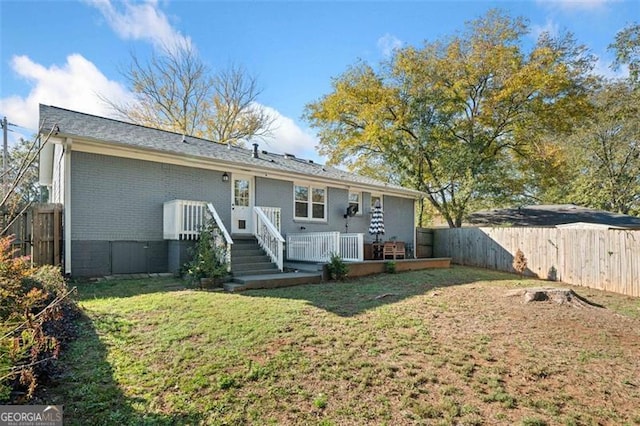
371,194,383,211
294,184,326,220
348,192,361,215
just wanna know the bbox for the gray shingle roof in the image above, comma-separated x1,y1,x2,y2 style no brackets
40,104,420,196
468,204,640,228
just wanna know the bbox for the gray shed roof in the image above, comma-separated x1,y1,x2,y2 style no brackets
467,204,640,228
40,105,421,197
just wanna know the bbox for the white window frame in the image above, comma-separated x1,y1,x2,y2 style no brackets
370,193,383,213
294,183,327,221
348,191,362,216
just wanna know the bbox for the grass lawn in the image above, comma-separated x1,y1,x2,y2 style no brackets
41,266,640,425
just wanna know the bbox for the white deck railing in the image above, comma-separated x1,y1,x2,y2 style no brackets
287,232,364,263
163,200,207,240
253,207,285,271
340,233,364,262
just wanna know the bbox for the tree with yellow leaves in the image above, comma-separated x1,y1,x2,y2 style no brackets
305,10,595,227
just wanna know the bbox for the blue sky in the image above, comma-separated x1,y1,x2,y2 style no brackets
0,0,637,161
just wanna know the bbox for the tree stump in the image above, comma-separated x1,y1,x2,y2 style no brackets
507,287,602,308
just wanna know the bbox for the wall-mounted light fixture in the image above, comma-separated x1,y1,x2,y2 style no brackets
222,172,230,182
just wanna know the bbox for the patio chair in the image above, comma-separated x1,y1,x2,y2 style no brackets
383,241,406,260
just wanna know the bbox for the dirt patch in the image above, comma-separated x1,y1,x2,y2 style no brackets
423,284,640,423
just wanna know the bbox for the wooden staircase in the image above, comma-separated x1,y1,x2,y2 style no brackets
225,235,322,292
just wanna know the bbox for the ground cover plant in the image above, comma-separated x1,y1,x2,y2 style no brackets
0,236,79,403
41,267,640,425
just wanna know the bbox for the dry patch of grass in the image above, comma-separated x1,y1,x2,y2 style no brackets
42,267,640,425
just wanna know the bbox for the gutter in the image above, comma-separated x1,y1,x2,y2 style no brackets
48,131,426,200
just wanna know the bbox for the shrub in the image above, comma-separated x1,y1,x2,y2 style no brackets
326,253,348,281
385,261,397,274
513,249,527,276
185,220,229,284
0,236,78,403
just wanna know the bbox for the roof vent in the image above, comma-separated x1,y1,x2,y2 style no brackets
252,143,259,159
182,134,187,143
308,159,314,164
284,153,296,159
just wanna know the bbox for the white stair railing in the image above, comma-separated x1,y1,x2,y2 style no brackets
206,203,234,271
253,207,285,271
258,206,281,232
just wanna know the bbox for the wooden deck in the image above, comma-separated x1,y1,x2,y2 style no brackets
340,257,451,279
223,257,452,292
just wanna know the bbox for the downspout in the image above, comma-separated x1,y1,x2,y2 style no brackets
63,138,72,275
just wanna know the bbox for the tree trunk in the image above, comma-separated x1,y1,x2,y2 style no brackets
507,288,602,308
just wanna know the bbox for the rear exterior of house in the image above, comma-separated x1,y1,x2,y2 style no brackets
38,105,421,277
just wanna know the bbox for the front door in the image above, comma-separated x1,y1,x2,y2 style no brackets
231,174,253,234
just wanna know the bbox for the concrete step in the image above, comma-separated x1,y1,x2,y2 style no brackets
233,262,279,272
224,272,323,292
233,268,281,277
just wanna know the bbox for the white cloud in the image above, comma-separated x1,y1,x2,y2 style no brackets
259,106,324,163
593,54,629,80
0,53,322,163
86,0,191,51
377,33,403,57
0,53,321,162
0,54,134,135
531,18,560,40
536,0,616,11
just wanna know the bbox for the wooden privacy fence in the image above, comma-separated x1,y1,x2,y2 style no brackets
415,228,434,258
433,227,640,297
2,203,63,266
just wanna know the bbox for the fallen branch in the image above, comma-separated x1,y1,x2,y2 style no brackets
374,293,396,300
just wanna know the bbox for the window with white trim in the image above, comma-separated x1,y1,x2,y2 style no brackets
371,194,383,211
294,184,326,220
348,192,361,215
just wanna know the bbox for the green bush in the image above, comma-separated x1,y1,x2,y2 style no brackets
385,261,397,274
0,236,78,403
184,220,229,284
326,253,348,281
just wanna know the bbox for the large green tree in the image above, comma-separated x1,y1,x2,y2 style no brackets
305,10,594,227
566,82,640,215
609,22,640,86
